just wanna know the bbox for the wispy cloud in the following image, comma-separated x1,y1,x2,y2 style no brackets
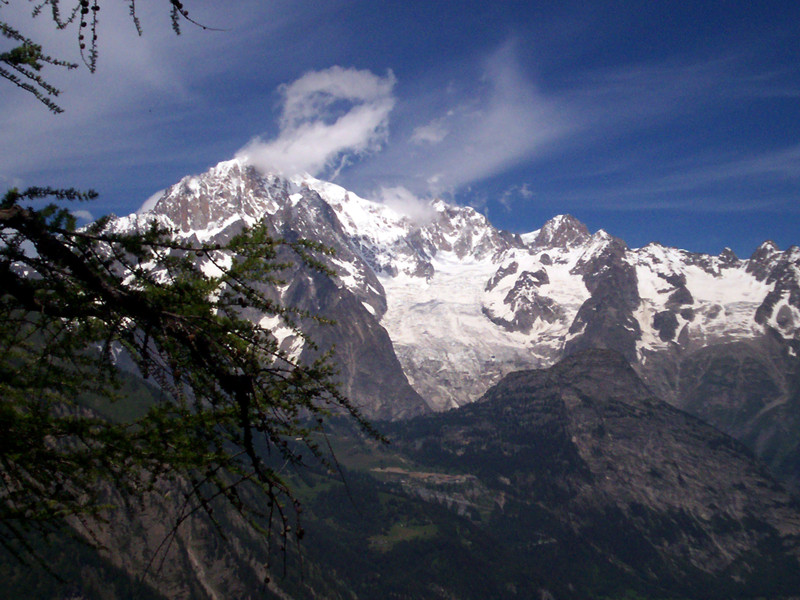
344,42,578,200
377,186,436,224
236,67,396,176
631,145,800,201
137,189,168,214
498,183,534,211
461,51,800,216
0,0,319,195
540,143,800,213
70,209,94,222
410,120,449,145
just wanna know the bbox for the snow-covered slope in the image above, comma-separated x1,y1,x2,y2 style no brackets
111,159,800,415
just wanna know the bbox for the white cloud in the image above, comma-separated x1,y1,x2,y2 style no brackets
410,121,448,145
279,67,396,127
343,42,577,198
498,183,534,211
588,144,800,204
138,189,167,214
236,67,396,176
70,209,94,222
378,186,436,224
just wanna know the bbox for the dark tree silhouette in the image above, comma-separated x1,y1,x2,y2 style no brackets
1,0,212,112
1,1,378,571
0,186,376,565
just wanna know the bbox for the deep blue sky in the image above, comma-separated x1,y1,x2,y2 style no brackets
2,0,799,256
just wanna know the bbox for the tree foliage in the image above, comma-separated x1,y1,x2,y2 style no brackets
0,186,376,565
1,0,209,112
0,17,76,113
1,0,379,574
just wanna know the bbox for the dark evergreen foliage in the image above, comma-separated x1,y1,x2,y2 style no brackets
0,1,213,111
0,186,377,566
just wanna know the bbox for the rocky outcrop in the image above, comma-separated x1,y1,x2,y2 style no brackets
565,236,642,362
392,349,800,598
665,333,800,491
527,214,591,248
280,261,430,421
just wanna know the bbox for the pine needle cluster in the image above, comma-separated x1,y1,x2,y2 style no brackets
0,186,377,568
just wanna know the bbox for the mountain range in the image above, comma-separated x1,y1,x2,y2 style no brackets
110,159,800,491
15,159,799,598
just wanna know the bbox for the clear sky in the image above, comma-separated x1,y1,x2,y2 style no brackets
2,0,799,257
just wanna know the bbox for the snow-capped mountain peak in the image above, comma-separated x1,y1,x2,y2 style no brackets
530,213,592,248
148,160,289,236
111,160,800,415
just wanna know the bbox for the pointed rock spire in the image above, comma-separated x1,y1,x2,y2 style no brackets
531,214,591,248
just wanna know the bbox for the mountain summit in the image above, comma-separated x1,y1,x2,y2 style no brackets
111,160,800,487
523,213,592,248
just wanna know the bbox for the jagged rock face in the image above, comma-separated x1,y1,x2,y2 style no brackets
747,240,783,280
564,235,642,362
276,257,429,421
392,349,800,597
111,161,800,481
750,244,800,338
419,202,521,261
113,161,428,421
660,333,800,491
483,268,563,334
525,213,591,248
152,161,288,233
269,186,389,319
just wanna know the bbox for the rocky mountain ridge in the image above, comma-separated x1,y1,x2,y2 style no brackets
113,160,799,396
15,150,800,596
384,349,800,598
109,159,800,489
